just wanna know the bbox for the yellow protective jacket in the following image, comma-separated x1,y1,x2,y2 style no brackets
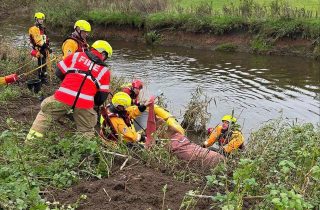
62,39,79,59
100,105,143,143
62,33,89,59
203,125,244,153
29,25,48,49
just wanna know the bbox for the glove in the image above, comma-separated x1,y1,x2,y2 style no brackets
139,134,146,143
30,49,41,58
138,104,147,112
202,141,208,148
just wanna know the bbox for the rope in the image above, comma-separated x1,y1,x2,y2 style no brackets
46,50,53,82
14,59,34,73
19,55,57,78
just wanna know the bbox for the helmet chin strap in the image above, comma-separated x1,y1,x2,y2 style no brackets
75,28,85,40
35,19,42,26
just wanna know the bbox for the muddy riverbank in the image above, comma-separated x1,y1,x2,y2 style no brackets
94,25,319,59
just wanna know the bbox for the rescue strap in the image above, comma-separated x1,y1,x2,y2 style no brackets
69,62,95,112
100,106,119,141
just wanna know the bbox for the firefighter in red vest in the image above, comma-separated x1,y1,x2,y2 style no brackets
26,40,113,141
29,12,51,84
202,115,244,155
122,79,143,105
62,20,91,59
99,92,152,143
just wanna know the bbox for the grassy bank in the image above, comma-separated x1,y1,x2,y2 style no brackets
38,0,320,38
1,116,319,209
30,0,320,58
0,43,319,209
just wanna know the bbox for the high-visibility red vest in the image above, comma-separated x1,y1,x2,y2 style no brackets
54,50,110,109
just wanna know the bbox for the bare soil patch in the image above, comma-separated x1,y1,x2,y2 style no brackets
47,163,211,210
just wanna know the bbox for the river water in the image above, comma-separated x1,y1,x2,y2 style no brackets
2,20,320,135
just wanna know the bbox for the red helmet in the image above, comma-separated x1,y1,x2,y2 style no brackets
132,80,143,89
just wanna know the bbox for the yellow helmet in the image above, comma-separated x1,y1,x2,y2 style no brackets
112,92,132,108
221,115,237,123
74,20,91,32
91,40,113,57
34,12,45,20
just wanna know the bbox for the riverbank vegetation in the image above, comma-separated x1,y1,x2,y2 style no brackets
37,0,320,39
1,5,319,209
2,0,320,57
1,43,319,209
1,101,319,209
30,0,320,57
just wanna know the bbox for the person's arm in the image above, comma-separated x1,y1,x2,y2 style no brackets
94,92,108,106
223,131,245,153
55,66,65,80
55,54,73,80
95,68,111,106
126,105,146,119
203,126,222,147
110,117,141,143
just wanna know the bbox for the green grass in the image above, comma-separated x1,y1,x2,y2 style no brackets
87,11,144,28
175,0,320,13
0,86,22,102
31,0,320,41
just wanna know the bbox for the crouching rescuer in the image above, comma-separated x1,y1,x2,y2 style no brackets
26,40,113,140
99,92,151,143
203,115,244,155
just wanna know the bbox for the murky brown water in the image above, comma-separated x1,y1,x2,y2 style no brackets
2,20,320,135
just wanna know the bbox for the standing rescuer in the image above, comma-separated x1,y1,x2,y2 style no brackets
29,12,51,84
26,40,113,141
62,20,91,59
203,115,245,155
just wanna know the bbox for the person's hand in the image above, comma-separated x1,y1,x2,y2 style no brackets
144,96,155,107
140,134,146,143
136,133,146,142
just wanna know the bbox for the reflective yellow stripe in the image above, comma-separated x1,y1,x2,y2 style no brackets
0,77,6,85
26,129,44,141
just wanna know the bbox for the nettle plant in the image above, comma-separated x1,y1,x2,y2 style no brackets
205,120,320,209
